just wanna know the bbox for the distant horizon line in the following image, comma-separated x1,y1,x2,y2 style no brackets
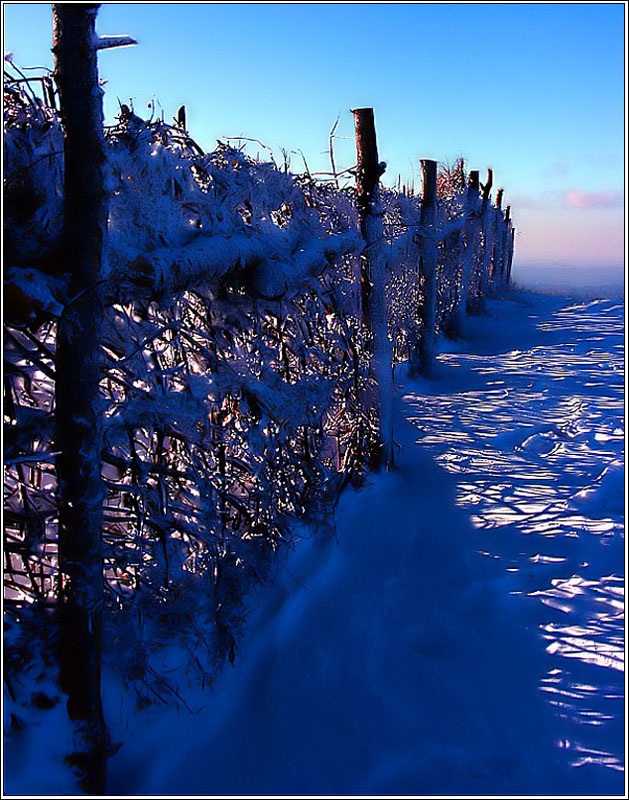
513,260,625,271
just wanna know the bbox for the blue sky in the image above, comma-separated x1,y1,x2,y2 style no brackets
3,2,625,270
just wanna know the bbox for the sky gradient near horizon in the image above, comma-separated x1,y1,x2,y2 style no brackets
3,2,626,275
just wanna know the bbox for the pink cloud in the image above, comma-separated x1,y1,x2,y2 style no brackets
512,206,624,265
564,189,623,209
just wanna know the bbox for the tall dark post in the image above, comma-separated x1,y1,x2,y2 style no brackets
353,108,379,347
353,107,393,469
413,158,438,374
456,168,480,332
480,168,494,299
503,206,512,285
491,187,503,288
507,226,516,283
53,4,108,792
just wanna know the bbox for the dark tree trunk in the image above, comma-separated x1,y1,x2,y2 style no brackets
52,4,108,792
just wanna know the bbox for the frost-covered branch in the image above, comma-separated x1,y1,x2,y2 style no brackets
93,34,137,50
105,229,363,302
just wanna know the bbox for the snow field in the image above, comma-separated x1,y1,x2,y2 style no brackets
105,291,624,795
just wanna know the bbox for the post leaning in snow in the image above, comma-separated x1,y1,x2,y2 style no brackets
416,158,438,373
456,169,480,334
352,107,393,469
52,4,108,792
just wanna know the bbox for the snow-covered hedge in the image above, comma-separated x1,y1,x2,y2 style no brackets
4,67,512,701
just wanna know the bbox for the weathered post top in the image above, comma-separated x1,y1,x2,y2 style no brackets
482,168,493,203
455,157,466,190
496,188,504,210
505,205,511,223
468,170,480,192
52,3,105,160
352,107,379,211
420,159,437,210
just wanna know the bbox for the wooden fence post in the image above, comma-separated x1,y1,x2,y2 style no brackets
479,168,493,302
352,107,393,469
507,226,516,283
52,3,108,792
456,169,480,334
492,188,504,289
503,205,512,285
413,158,438,374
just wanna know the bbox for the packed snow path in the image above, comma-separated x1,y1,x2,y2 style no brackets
108,291,624,796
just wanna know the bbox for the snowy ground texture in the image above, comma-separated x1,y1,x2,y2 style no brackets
5,290,624,796
101,289,625,797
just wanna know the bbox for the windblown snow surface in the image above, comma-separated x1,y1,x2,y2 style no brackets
101,289,625,797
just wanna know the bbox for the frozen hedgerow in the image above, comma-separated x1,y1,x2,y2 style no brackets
4,64,511,709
